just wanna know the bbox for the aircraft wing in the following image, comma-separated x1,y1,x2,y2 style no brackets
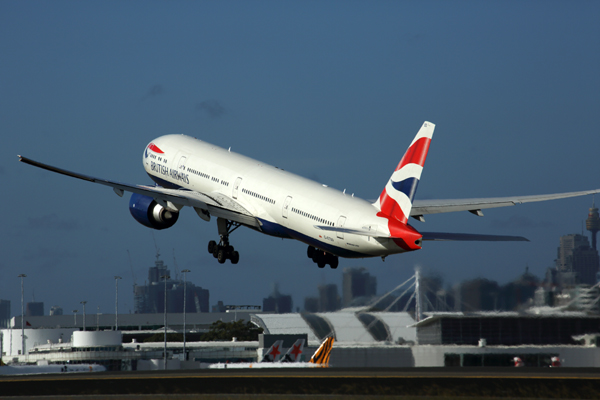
411,189,600,217
18,156,261,228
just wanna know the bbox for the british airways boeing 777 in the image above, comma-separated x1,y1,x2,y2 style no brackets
18,122,600,269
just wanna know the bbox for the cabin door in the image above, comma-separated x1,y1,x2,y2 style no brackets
232,177,242,199
336,216,347,240
282,196,293,219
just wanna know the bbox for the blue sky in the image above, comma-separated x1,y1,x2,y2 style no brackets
1,1,599,318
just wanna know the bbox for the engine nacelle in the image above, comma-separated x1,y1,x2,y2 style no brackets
129,193,179,230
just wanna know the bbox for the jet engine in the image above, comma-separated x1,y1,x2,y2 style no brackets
129,193,179,230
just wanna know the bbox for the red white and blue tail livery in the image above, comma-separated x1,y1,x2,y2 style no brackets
18,121,600,269
375,121,433,224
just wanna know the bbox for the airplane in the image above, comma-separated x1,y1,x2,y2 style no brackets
209,337,332,369
18,121,600,269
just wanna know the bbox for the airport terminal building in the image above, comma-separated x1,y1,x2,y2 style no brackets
2,310,600,369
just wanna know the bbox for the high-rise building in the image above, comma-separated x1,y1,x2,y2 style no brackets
342,267,377,307
26,302,44,317
134,255,209,314
555,234,599,286
49,306,63,316
262,285,292,313
0,300,10,328
556,234,590,272
318,284,340,312
211,301,226,313
572,246,600,285
586,200,600,251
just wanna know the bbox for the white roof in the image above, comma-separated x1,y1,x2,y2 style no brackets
372,312,417,343
255,314,319,342
318,312,375,344
256,312,417,344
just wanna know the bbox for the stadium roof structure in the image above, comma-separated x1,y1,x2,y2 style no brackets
252,311,416,345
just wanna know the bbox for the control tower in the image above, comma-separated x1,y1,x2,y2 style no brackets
586,198,600,250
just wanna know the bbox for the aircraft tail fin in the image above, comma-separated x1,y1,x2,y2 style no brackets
261,340,284,362
374,121,435,224
309,336,335,367
279,339,306,363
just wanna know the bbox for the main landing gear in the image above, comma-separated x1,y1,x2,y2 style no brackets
207,218,240,264
307,246,339,269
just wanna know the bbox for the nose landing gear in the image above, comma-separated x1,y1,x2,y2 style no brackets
207,218,241,264
307,246,339,269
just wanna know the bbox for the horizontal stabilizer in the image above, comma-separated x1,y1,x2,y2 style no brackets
421,232,529,242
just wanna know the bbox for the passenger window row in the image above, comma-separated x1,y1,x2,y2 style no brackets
187,167,210,180
291,207,334,226
185,167,229,186
242,188,275,204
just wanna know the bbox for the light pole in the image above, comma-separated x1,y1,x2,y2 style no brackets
80,301,87,331
415,268,422,322
72,310,78,326
181,269,191,361
114,276,122,331
161,274,170,370
17,274,26,356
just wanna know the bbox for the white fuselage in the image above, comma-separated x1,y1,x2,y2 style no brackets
144,134,405,258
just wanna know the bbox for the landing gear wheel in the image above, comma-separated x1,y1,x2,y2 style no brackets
210,218,242,265
311,252,319,263
208,240,217,254
217,248,226,264
309,248,339,269
329,256,339,269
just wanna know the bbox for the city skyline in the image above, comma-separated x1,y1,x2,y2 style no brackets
3,217,598,320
